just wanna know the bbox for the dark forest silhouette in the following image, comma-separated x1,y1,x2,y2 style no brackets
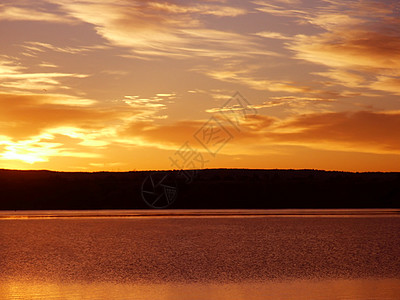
0,169,399,210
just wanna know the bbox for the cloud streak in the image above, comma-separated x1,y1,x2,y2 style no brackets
268,111,400,154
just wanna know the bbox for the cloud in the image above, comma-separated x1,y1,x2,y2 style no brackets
40,0,277,60
0,56,88,92
156,93,176,97
119,109,400,156
121,120,203,148
369,76,400,95
253,0,400,95
38,62,58,68
251,96,334,113
0,93,124,138
20,42,110,57
0,133,100,164
0,56,22,74
253,1,308,18
147,2,247,17
280,0,400,95
118,116,269,156
290,29,400,74
122,94,174,120
305,13,364,31
202,69,313,93
0,92,124,165
289,27,400,95
268,110,400,154
0,72,88,91
0,4,74,23
313,69,365,88
206,96,334,117
255,31,291,40
0,90,177,164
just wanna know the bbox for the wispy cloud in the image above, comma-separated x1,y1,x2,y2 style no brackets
127,109,400,155
20,42,110,57
277,0,400,96
147,2,247,17
0,56,88,91
0,93,122,138
122,94,175,120
202,69,314,94
255,31,291,40
0,4,74,23
253,1,308,18
268,110,400,154
41,0,277,60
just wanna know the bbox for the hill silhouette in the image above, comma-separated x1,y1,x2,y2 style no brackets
0,169,399,210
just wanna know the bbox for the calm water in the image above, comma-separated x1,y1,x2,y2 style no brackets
0,210,399,299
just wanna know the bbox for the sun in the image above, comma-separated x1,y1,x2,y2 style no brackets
0,137,57,164
1,149,46,164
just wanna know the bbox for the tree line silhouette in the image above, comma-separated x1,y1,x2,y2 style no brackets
0,168,399,210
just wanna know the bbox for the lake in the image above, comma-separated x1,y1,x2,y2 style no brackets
0,209,399,299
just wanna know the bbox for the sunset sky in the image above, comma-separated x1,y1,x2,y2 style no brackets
1,0,400,171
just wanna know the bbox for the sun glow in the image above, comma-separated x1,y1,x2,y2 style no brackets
0,137,60,164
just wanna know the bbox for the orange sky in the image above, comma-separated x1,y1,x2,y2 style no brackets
0,0,400,172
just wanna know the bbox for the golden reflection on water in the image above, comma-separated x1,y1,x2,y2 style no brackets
1,211,399,299
1,279,400,300
0,209,399,220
